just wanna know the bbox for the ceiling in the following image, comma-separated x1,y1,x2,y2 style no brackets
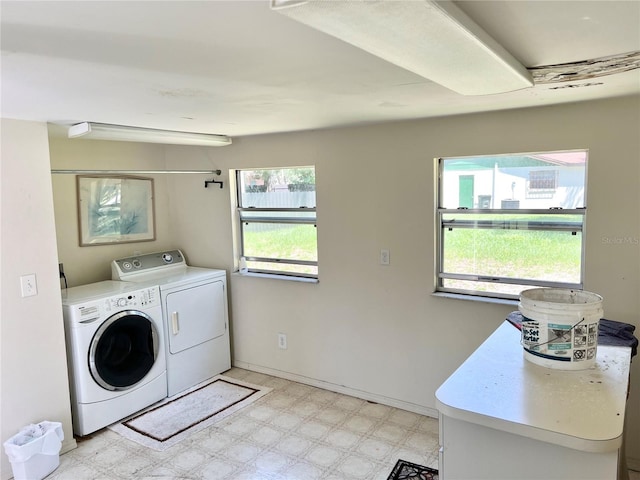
1,1,639,139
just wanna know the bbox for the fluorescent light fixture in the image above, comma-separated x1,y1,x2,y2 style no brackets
68,122,232,146
271,0,533,95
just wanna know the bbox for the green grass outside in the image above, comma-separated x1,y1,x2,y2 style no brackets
244,224,317,261
244,225,318,275
444,229,581,278
442,213,582,283
244,221,581,285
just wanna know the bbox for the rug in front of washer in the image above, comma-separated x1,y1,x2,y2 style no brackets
109,375,271,451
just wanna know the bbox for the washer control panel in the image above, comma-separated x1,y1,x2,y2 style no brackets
105,286,159,309
112,249,185,278
75,286,160,325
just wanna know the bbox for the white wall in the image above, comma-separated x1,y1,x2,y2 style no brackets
46,96,640,467
49,139,176,287
163,96,640,463
1,119,76,480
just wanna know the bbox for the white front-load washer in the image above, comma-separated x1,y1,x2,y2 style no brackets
61,281,166,436
112,250,231,396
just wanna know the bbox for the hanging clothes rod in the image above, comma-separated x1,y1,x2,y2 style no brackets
51,169,222,175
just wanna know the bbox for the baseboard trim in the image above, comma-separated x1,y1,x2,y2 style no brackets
627,456,640,472
61,437,77,454
232,360,439,419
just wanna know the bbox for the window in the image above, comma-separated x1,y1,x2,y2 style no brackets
436,150,587,299
527,170,558,199
236,167,317,278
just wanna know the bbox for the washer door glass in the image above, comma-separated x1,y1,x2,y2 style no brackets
89,310,159,391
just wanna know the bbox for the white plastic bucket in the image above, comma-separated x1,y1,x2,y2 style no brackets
519,288,603,370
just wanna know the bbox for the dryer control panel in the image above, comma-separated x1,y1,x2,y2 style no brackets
112,249,186,279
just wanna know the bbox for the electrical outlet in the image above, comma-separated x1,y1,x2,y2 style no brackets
278,333,287,350
20,274,38,297
380,249,390,265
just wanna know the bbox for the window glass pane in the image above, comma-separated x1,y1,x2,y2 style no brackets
243,222,318,262
247,259,318,277
239,168,316,207
441,212,583,229
240,210,316,222
441,227,582,284
441,151,586,209
441,279,544,298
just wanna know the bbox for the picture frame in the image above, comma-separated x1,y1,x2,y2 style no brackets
77,175,156,246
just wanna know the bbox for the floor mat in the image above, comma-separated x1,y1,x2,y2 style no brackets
109,375,271,451
387,459,439,480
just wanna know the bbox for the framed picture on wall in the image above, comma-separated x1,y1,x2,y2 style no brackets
77,175,156,246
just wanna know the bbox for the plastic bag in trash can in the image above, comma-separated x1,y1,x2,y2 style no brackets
3,421,63,462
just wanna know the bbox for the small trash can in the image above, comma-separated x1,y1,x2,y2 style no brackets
3,421,63,480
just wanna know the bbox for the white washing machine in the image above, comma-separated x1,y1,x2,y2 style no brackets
112,250,231,397
61,281,166,436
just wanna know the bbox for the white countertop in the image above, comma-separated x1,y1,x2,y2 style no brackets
435,321,631,453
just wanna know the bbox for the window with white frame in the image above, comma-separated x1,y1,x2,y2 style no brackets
236,167,317,278
436,150,587,299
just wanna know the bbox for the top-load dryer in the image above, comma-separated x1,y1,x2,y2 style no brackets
112,250,230,396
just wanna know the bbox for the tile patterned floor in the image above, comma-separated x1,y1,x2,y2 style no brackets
50,368,440,479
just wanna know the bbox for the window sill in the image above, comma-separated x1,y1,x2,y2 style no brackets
432,291,518,307
232,271,319,284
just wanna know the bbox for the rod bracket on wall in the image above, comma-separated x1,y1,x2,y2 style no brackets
204,169,223,189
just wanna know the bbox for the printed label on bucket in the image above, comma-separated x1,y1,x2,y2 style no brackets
522,321,540,350
521,318,599,362
547,323,572,350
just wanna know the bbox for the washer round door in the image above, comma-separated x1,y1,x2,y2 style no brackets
89,310,160,391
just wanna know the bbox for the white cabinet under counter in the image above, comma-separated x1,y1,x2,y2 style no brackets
435,321,631,480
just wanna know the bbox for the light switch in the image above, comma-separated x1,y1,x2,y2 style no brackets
20,274,38,297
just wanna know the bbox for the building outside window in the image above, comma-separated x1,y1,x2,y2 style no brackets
527,169,559,199
436,150,587,299
236,167,317,278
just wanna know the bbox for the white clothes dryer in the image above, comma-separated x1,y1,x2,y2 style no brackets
61,281,166,436
112,250,231,397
